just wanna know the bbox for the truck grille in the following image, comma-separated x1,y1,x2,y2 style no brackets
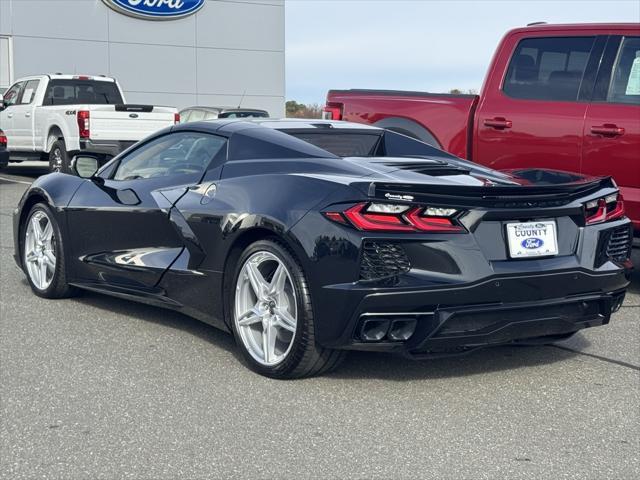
360,241,411,280
596,225,632,267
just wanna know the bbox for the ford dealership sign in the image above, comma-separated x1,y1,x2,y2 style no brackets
102,0,205,20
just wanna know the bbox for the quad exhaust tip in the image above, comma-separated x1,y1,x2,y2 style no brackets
360,317,417,342
611,293,625,313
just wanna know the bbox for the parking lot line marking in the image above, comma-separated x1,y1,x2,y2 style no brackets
0,176,32,185
552,345,640,371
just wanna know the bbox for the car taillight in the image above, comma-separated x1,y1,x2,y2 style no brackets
77,110,90,139
0,130,7,147
174,113,180,124
324,203,465,233
585,193,625,225
322,103,343,121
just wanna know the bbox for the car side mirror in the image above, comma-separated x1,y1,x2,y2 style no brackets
71,155,100,178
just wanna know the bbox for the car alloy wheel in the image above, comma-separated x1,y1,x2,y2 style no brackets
24,210,57,290
234,251,298,366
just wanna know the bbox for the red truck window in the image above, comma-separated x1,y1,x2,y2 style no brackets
503,36,595,102
608,37,640,105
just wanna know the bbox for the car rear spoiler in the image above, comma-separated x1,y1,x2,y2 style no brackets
353,176,616,209
115,104,154,113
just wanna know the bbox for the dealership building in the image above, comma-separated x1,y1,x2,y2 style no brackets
0,0,285,115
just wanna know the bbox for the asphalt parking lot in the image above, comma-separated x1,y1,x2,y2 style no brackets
1,162,639,480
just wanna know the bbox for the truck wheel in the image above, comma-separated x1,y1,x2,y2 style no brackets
49,140,70,174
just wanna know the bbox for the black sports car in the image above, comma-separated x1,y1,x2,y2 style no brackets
13,119,633,378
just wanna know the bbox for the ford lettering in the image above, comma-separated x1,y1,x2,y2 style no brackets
102,0,205,20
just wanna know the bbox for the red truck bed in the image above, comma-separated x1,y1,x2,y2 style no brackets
326,90,478,159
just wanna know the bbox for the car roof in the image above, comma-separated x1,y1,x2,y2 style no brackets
179,106,269,113
13,74,117,83
236,118,381,130
508,22,640,35
173,118,383,135
49,74,116,82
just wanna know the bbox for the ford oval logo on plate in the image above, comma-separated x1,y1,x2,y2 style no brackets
521,238,544,249
102,0,205,20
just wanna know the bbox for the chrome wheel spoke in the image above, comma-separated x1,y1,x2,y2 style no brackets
274,308,296,332
263,323,277,364
269,264,287,297
41,221,53,242
246,261,269,299
237,308,263,327
31,259,41,286
30,216,43,240
39,260,48,287
26,251,39,264
44,250,56,267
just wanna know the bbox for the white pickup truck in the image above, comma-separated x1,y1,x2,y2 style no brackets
0,74,178,173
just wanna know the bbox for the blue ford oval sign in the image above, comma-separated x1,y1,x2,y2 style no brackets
102,0,205,21
521,238,544,249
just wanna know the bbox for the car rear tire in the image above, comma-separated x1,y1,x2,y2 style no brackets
22,203,77,299
49,139,70,174
228,239,346,379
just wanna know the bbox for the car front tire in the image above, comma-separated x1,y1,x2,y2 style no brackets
228,239,346,379
22,203,77,299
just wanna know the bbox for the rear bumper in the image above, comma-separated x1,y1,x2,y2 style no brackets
369,291,623,359
79,139,136,158
321,269,630,356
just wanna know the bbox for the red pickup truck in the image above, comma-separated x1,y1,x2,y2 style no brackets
324,23,640,233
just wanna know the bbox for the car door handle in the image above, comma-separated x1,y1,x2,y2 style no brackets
6,113,12,118
590,124,625,137
484,117,512,129
25,112,31,118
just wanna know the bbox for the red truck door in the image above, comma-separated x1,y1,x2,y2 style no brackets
474,34,605,172
582,35,640,231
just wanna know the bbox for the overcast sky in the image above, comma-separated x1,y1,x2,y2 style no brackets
285,0,640,104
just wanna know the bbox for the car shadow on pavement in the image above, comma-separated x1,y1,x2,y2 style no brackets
330,344,584,381
69,287,242,361
62,284,584,382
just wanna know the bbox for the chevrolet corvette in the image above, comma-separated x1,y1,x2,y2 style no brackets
13,119,633,378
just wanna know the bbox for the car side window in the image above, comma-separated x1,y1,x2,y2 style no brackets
112,132,227,181
607,36,640,105
19,80,40,105
503,36,596,101
2,81,25,108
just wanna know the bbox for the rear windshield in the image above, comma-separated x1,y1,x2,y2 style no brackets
287,132,381,157
43,79,124,106
219,110,269,119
